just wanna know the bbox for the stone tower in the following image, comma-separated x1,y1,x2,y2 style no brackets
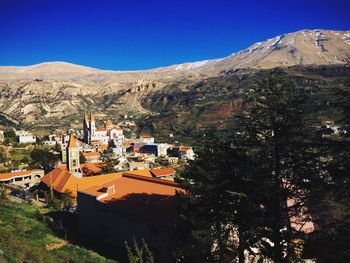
66,133,80,173
89,112,96,141
83,113,90,143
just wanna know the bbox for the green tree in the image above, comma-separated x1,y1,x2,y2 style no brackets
0,148,7,163
0,187,8,201
79,154,86,164
305,137,350,262
175,76,324,262
30,148,59,172
125,237,154,263
4,129,17,144
61,190,74,210
101,148,118,173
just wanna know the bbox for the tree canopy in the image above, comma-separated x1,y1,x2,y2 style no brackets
174,76,343,262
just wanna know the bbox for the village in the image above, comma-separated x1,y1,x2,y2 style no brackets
0,112,195,261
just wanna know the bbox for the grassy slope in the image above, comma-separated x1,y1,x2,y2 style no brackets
0,200,115,263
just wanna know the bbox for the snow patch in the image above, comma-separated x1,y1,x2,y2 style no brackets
175,64,183,71
186,60,210,69
313,31,327,48
343,32,350,46
174,58,222,71
249,42,264,53
268,35,285,49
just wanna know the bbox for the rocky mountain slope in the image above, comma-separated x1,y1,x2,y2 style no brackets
0,29,349,122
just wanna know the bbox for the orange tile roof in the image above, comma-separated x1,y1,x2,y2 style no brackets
80,173,183,225
41,166,125,197
97,145,108,151
179,146,191,151
81,152,100,158
67,133,78,148
96,128,107,132
125,169,153,177
150,167,176,177
105,120,113,127
80,163,103,174
42,166,159,196
0,169,43,181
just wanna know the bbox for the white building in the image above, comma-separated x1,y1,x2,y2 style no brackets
83,113,124,145
157,143,168,157
179,146,195,160
15,130,36,144
139,135,155,144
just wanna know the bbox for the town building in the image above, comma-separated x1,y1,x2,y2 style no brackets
77,172,183,262
178,146,195,160
0,169,44,187
81,152,100,163
15,130,36,144
66,133,81,174
140,143,168,157
83,113,124,145
139,134,155,144
129,161,149,171
150,167,176,180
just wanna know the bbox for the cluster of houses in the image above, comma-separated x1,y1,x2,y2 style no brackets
0,113,328,262
0,113,195,261
42,113,195,174
0,131,182,261
0,129,37,144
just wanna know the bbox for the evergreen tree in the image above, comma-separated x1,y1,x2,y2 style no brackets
305,137,350,262
30,147,59,172
175,76,324,262
174,129,256,262
0,148,7,163
101,148,119,173
125,237,154,263
234,76,324,262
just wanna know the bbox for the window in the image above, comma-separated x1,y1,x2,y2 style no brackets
73,159,77,166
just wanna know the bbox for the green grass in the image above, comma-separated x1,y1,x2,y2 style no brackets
11,148,32,162
0,200,115,263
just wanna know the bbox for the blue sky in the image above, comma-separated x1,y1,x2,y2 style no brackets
0,0,349,70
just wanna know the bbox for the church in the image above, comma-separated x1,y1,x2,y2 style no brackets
83,112,124,145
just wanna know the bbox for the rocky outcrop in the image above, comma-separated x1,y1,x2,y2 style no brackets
0,29,349,122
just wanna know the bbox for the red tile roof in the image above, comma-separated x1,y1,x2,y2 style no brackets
179,146,191,151
0,169,43,181
81,152,100,158
67,134,78,148
41,166,154,197
79,173,183,225
105,120,113,127
41,165,125,197
150,167,176,177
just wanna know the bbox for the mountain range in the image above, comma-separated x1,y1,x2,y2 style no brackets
0,29,349,123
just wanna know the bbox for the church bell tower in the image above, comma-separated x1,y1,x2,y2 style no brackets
66,133,80,173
